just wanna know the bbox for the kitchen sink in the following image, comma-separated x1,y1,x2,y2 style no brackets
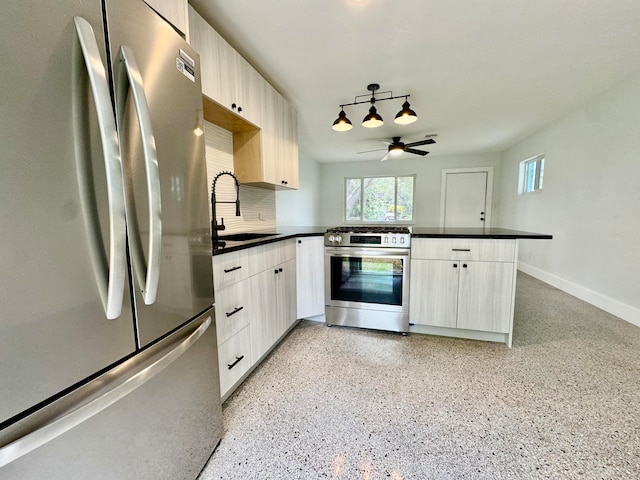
217,232,277,241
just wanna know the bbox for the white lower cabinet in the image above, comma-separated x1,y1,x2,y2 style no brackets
295,237,325,319
410,259,513,333
213,239,297,399
217,325,251,396
409,238,517,346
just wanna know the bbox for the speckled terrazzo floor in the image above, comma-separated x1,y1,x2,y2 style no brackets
198,273,640,479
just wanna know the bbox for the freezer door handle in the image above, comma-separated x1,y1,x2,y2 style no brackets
0,313,212,468
72,17,127,319
116,45,162,305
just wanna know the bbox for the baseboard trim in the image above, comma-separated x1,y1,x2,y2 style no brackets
518,262,640,329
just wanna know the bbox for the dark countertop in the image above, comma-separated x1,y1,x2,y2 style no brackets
211,226,552,255
411,227,553,239
211,226,327,256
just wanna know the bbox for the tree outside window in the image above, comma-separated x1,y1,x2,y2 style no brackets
345,175,415,222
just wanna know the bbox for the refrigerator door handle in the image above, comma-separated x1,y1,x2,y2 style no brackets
0,313,212,468
116,45,162,306
72,17,127,319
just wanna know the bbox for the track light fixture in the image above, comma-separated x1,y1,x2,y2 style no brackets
332,83,418,131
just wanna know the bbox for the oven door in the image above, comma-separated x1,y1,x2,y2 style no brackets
324,247,410,313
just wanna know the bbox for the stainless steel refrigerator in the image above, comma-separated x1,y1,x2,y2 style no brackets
0,1,222,478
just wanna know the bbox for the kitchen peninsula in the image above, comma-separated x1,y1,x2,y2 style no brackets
211,226,550,398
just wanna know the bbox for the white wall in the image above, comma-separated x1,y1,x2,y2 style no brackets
276,152,322,226
497,75,640,327
318,152,503,227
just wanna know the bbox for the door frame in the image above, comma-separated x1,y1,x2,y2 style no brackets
439,167,494,228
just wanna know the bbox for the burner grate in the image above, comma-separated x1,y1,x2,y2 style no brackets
327,225,410,234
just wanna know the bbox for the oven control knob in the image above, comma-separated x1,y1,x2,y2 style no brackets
328,235,335,243
335,235,342,244
400,237,405,244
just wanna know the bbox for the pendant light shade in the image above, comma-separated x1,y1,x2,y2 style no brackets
332,84,419,131
332,109,353,131
394,100,418,125
362,106,384,128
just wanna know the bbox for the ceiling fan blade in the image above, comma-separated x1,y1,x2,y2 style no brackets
405,148,429,156
357,148,386,154
380,152,391,162
405,138,436,148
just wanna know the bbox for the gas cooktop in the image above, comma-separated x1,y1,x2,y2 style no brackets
326,226,410,234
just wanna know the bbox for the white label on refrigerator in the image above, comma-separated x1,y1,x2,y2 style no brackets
176,57,195,82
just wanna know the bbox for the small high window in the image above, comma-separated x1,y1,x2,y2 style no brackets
345,175,415,223
519,154,544,194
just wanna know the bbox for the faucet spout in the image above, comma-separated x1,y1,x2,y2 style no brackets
211,171,241,245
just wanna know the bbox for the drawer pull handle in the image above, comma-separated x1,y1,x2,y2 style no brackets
225,306,244,317
451,248,471,252
224,265,242,273
227,355,245,370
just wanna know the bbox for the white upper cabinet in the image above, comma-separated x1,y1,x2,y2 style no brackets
144,0,188,36
188,7,260,125
188,6,299,190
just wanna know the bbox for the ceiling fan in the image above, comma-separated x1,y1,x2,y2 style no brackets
358,135,436,161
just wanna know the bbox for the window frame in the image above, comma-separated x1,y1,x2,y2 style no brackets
518,154,545,194
343,174,416,224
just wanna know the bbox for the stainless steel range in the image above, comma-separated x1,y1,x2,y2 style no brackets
324,226,411,333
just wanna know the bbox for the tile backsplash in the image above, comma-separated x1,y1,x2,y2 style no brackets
204,121,276,233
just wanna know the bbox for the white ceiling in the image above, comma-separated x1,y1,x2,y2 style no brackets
189,0,640,163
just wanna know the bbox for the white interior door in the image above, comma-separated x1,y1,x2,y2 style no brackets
440,168,493,228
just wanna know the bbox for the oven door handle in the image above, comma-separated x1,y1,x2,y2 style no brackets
324,248,410,258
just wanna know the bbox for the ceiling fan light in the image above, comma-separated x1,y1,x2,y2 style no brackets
362,106,384,128
388,142,404,156
394,100,418,125
332,110,353,131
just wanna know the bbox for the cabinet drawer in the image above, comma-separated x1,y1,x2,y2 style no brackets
218,325,252,398
411,239,515,262
215,280,251,345
247,239,296,276
213,249,249,290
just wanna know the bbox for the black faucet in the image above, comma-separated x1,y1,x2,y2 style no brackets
211,171,241,245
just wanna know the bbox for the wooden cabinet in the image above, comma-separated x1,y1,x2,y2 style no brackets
296,237,325,319
410,238,517,346
188,6,299,190
187,8,260,124
212,239,297,399
249,256,296,362
217,325,251,396
144,0,188,35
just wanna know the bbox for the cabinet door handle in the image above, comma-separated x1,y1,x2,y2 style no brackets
227,355,245,370
452,248,471,252
224,265,242,273
463,263,468,268
453,263,458,268
225,306,244,317
279,267,283,272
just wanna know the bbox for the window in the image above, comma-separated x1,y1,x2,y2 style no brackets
345,175,415,222
518,154,544,194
